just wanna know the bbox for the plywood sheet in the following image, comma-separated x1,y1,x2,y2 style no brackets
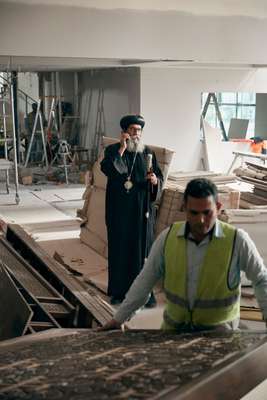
52,200,84,218
39,238,108,291
22,219,81,241
80,226,108,258
0,192,72,224
80,186,108,257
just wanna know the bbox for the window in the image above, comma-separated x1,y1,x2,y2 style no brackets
201,92,256,138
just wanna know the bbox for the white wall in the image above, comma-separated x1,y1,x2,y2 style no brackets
58,72,76,105
141,67,267,171
17,72,39,135
2,3,267,64
78,68,140,155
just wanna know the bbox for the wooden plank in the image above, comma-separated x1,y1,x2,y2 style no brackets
241,176,267,189
0,377,43,393
240,309,264,322
106,362,146,381
0,264,33,340
0,237,75,311
246,161,267,172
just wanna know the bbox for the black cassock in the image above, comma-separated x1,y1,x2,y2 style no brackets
100,143,163,299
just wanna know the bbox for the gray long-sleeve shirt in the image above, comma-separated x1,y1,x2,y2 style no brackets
114,220,267,325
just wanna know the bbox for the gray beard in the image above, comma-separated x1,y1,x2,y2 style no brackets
127,137,145,153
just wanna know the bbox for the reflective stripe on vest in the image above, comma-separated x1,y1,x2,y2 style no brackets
162,221,240,330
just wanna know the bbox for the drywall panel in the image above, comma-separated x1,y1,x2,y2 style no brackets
202,120,250,173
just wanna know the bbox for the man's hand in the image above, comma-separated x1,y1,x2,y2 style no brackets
119,132,130,156
98,318,122,331
147,172,158,186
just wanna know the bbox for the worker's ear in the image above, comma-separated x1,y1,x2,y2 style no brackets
216,201,222,212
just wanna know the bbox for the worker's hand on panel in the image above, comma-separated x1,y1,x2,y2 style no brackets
98,318,123,332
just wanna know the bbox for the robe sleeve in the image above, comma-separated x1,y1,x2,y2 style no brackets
100,144,128,178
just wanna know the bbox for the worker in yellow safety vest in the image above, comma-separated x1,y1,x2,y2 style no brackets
101,178,267,333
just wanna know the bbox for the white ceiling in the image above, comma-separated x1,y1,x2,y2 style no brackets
0,55,263,73
3,0,267,18
1,0,267,72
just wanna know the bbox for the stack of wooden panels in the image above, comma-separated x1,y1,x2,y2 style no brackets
234,162,267,208
241,287,263,322
80,137,174,259
155,173,241,236
168,171,237,184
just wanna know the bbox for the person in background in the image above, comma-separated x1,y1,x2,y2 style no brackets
100,114,163,307
101,178,267,332
250,136,266,154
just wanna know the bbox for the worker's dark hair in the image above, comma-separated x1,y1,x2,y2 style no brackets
183,178,218,203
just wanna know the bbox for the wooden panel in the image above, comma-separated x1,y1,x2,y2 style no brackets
0,330,266,399
6,224,113,326
161,341,267,400
0,264,32,341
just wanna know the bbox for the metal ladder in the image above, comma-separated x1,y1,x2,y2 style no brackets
24,99,48,168
0,77,20,204
201,92,228,141
90,88,106,164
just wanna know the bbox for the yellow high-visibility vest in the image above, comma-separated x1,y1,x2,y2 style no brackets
162,221,240,331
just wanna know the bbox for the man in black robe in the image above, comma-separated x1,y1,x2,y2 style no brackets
100,115,163,306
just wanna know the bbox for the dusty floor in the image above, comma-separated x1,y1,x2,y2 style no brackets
0,182,164,329
1,182,265,330
1,183,267,399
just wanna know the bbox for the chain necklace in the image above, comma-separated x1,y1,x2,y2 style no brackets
124,151,138,193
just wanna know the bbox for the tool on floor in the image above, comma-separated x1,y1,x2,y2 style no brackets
50,139,72,184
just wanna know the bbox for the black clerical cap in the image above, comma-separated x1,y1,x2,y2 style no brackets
120,114,145,131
